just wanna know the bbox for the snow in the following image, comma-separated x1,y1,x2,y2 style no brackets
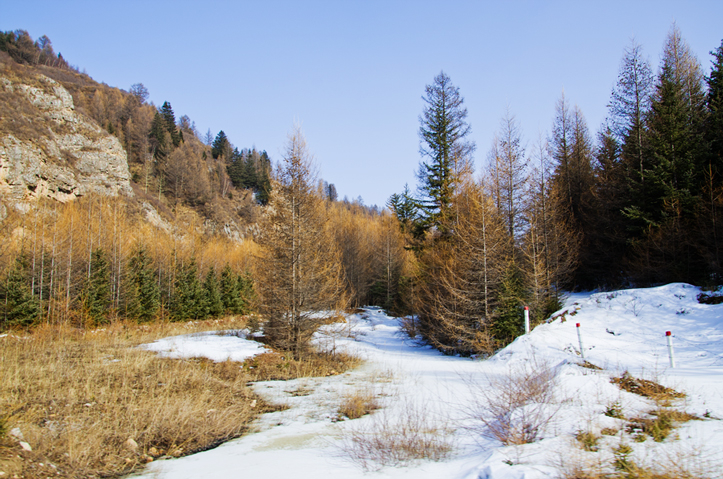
133,284,723,478
139,330,270,362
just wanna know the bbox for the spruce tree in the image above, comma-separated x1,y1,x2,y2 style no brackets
417,71,474,233
707,40,723,178
1,256,39,330
204,267,223,318
491,261,527,344
128,247,159,322
160,101,181,146
212,130,231,159
172,258,206,321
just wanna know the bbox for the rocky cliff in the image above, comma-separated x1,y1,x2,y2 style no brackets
0,73,132,205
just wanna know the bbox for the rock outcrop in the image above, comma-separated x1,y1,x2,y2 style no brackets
0,74,132,203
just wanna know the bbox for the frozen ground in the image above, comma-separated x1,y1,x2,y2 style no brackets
134,283,723,478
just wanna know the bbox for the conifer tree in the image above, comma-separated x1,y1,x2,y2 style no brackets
417,71,474,233
160,101,181,146
127,247,159,322
204,267,223,318
172,258,206,321
1,256,39,330
212,131,231,160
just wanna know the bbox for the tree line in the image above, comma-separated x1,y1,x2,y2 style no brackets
387,25,723,356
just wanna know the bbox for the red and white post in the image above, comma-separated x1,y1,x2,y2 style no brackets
666,331,675,368
524,306,530,334
576,323,585,359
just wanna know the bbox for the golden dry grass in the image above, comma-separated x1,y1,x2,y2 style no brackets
0,317,356,478
611,372,685,403
338,387,380,420
241,350,361,381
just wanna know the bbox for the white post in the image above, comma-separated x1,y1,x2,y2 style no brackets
524,306,530,334
576,323,585,359
666,331,675,368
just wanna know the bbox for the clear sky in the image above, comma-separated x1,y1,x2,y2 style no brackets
3,0,722,207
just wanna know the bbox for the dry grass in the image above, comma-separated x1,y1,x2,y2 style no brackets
241,350,360,381
0,317,351,478
338,387,380,420
626,409,701,443
465,360,562,445
575,430,601,452
337,397,453,471
611,372,685,403
557,442,721,479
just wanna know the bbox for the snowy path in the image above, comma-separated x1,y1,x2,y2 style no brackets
135,284,723,479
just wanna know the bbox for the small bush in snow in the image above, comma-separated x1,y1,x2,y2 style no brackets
464,360,562,445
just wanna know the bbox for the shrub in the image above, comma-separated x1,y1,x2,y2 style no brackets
337,398,453,471
464,360,561,445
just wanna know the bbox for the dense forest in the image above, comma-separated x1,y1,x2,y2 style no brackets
1,26,722,357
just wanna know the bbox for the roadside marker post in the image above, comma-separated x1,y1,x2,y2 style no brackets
524,306,530,334
666,331,675,368
576,323,585,359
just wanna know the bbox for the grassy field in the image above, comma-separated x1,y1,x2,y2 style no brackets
0,317,357,478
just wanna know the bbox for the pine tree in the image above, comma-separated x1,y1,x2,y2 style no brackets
417,71,474,233
172,258,206,321
160,101,181,146
204,267,223,318
128,247,159,322
1,256,39,330
708,40,723,176
149,112,172,163
492,261,527,344
212,130,231,160
387,184,419,234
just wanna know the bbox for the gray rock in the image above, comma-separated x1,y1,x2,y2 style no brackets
0,74,133,204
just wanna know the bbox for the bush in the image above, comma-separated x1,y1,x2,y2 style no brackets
337,398,453,471
464,360,562,445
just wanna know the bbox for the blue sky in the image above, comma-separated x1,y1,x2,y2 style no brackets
3,0,722,207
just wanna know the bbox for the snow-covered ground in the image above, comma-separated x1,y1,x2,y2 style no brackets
134,283,723,479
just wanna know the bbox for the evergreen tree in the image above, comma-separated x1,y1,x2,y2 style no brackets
212,130,231,160
204,267,223,318
84,249,111,324
172,258,206,321
625,26,708,283
149,112,172,163
255,151,272,205
387,184,419,234
417,71,474,233
128,247,160,322
1,256,39,330
491,261,527,344
707,40,723,178
160,101,181,146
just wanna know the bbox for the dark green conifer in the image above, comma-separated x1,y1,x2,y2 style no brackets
491,261,527,345
128,247,160,322
204,267,223,318
1,256,39,330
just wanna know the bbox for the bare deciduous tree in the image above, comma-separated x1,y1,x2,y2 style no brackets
257,125,347,357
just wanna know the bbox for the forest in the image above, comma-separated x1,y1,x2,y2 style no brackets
1,25,723,357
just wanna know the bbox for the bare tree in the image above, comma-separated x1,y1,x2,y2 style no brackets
256,125,347,357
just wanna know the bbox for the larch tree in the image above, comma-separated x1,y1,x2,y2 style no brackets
417,71,474,234
489,110,528,241
257,125,347,357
